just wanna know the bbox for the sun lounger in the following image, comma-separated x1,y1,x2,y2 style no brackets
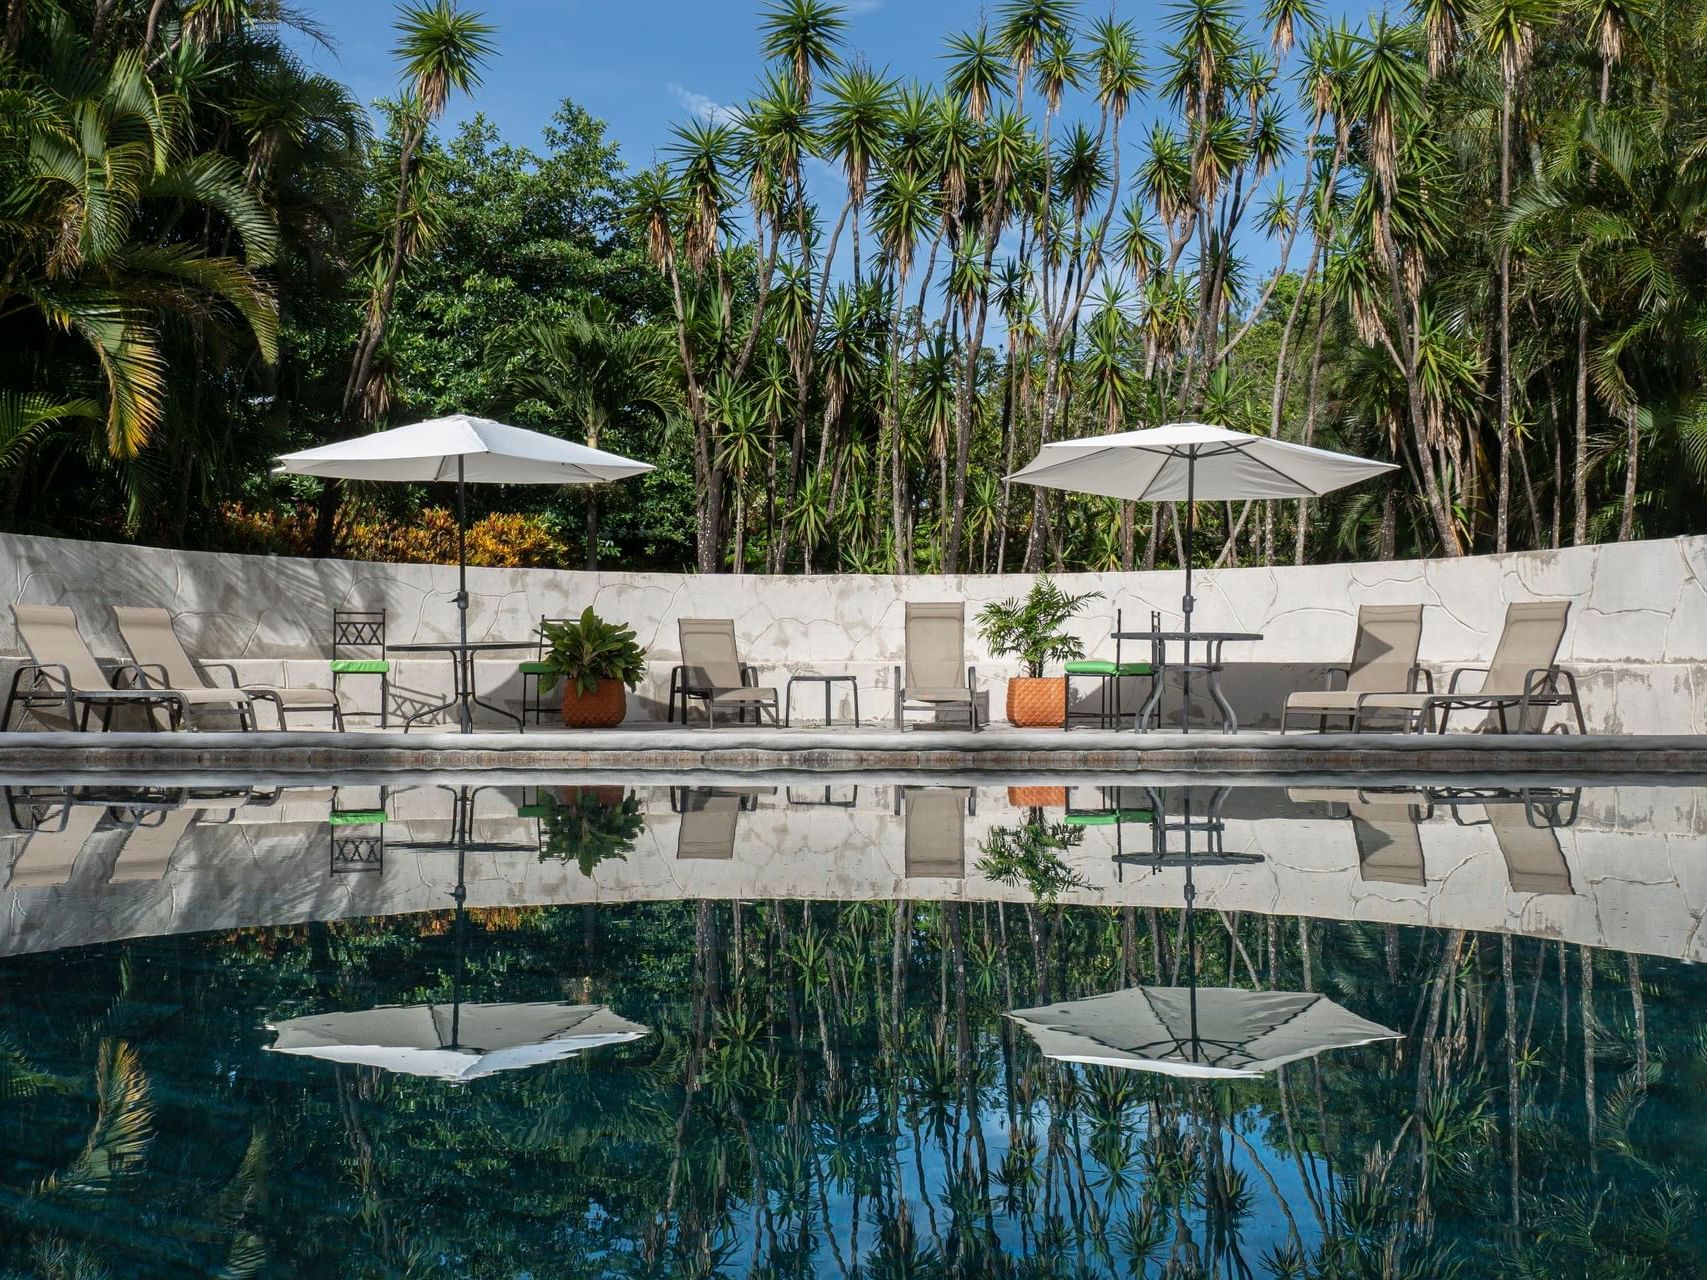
1289,788,1428,886
893,602,979,731
672,787,772,859
1354,601,1585,733
114,606,342,730
1280,604,1427,733
4,605,198,731
4,796,104,889
672,619,779,727
899,787,974,878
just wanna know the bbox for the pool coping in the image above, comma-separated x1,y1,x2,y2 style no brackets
1,726,1703,779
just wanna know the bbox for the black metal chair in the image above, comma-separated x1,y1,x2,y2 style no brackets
1064,609,1161,729
330,610,389,729
519,615,575,726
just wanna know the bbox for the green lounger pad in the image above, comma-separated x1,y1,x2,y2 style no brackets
517,660,553,674
331,659,391,674
327,810,387,826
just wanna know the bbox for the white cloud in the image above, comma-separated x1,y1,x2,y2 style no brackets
668,83,741,126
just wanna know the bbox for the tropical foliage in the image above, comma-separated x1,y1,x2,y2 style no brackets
3,0,1707,575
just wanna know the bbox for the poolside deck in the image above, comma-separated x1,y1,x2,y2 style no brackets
2,722,1704,785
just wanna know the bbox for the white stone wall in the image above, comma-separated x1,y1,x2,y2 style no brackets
0,531,1702,732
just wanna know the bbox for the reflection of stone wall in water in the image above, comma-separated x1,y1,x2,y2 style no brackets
1,531,1705,731
2,783,1705,962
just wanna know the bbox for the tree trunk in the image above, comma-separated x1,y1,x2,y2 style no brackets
1619,399,1639,541
1496,81,1514,553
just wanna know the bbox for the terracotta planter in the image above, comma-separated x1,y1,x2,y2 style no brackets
560,678,627,729
1006,675,1066,728
556,784,627,807
1008,786,1068,808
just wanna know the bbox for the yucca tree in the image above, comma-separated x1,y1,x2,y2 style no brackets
340,1,492,430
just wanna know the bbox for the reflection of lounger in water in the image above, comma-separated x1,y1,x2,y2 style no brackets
899,788,974,879
1289,789,1426,887
673,788,773,860
5,800,103,889
1488,804,1573,895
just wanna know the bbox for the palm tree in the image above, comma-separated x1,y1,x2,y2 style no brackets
494,303,677,569
0,38,280,459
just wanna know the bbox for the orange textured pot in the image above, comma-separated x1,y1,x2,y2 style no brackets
556,784,627,807
560,679,627,729
1006,675,1066,728
1008,786,1068,808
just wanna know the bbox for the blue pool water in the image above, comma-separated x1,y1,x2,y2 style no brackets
0,779,1702,1276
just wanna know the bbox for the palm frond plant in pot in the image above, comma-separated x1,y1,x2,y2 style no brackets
537,788,645,877
540,608,648,728
976,577,1103,728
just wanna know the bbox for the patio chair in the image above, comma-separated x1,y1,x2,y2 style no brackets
672,619,779,727
893,602,979,731
1288,788,1428,886
1280,604,1429,733
330,610,390,728
1431,787,1578,895
897,786,975,878
106,795,240,883
114,606,340,731
1064,609,1160,729
671,787,772,859
3,605,195,732
519,615,575,725
1354,601,1585,734
4,792,104,889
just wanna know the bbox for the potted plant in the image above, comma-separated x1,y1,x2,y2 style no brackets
976,577,1102,728
537,788,645,876
539,607,648,728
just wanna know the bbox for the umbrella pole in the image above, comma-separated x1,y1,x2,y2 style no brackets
456,458,470,734
1184,794,1199,1063
1181,453,1196,736
450,794,468,1049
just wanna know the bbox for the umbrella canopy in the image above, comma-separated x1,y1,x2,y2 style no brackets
274,415,654,486
266,1001,650,1083
1007,986,1401,1080
275,417,652,732
1005,421,1394,502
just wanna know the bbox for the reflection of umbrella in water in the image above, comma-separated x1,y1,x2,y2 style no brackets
270,786,648,1080
266,1001,648,1083
1007,985,1401,1080
1012,784,1399,1078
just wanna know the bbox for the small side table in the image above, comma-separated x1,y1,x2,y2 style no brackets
785,674,860,727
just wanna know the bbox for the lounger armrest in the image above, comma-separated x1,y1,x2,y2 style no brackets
13,662,73,693
1522,666,1569,697
1446,666,1489,694
202,661,243,689
741,664,758,688
1408,665,1435,693
1321,664,1350,691
967,665,978,693
120,662,168,690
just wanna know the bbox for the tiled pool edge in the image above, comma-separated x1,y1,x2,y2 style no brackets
2,728,1704,777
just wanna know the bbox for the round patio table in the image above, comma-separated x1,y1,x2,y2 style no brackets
385,640,537,734
1110,630,1264,734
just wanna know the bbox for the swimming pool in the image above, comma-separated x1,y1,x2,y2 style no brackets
1,778,1702,1276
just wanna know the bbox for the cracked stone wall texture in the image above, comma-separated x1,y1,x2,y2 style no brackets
0,782,1702,960
1,531,1702,731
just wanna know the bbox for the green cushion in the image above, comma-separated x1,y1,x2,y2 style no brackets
516,803,550,818
1065,809,1153,827
331,659,390,675
327,810,387,826
1063,660,1154,676
517,660,553,674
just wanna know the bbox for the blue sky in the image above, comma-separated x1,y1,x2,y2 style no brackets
288,0,1363,288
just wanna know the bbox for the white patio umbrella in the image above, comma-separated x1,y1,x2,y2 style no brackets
1007,986,1400,1080
266,1000,650,1083
275,415,654,677
1006,422,1395,641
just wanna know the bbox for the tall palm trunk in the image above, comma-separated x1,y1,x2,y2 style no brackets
1496,76,1514,553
